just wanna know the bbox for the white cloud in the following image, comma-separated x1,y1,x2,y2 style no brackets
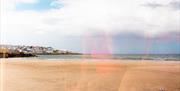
1,0,180,43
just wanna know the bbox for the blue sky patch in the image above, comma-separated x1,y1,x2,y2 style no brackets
16,0,63,11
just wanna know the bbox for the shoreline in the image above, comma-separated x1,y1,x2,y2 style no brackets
1,54,180,61
1,57,180,62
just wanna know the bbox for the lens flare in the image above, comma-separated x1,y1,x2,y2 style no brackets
83,32,113,59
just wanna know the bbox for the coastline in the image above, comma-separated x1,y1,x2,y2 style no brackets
1,59,180,91
1,54,179,61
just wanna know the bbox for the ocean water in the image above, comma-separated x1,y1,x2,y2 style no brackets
8,54,179,61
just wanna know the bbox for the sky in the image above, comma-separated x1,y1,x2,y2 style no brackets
0,0,180,54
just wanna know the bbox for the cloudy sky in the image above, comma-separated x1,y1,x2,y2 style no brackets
1,0,180,54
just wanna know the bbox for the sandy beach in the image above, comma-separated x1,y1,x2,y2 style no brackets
0,59,180,91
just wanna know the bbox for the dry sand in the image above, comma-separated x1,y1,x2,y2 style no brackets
0,59,180,91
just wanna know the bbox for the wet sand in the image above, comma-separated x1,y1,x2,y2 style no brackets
0,59,180,91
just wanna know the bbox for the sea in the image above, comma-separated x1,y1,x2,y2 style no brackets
2,54,180,61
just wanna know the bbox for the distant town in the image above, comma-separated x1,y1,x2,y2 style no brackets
0,44,81,58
